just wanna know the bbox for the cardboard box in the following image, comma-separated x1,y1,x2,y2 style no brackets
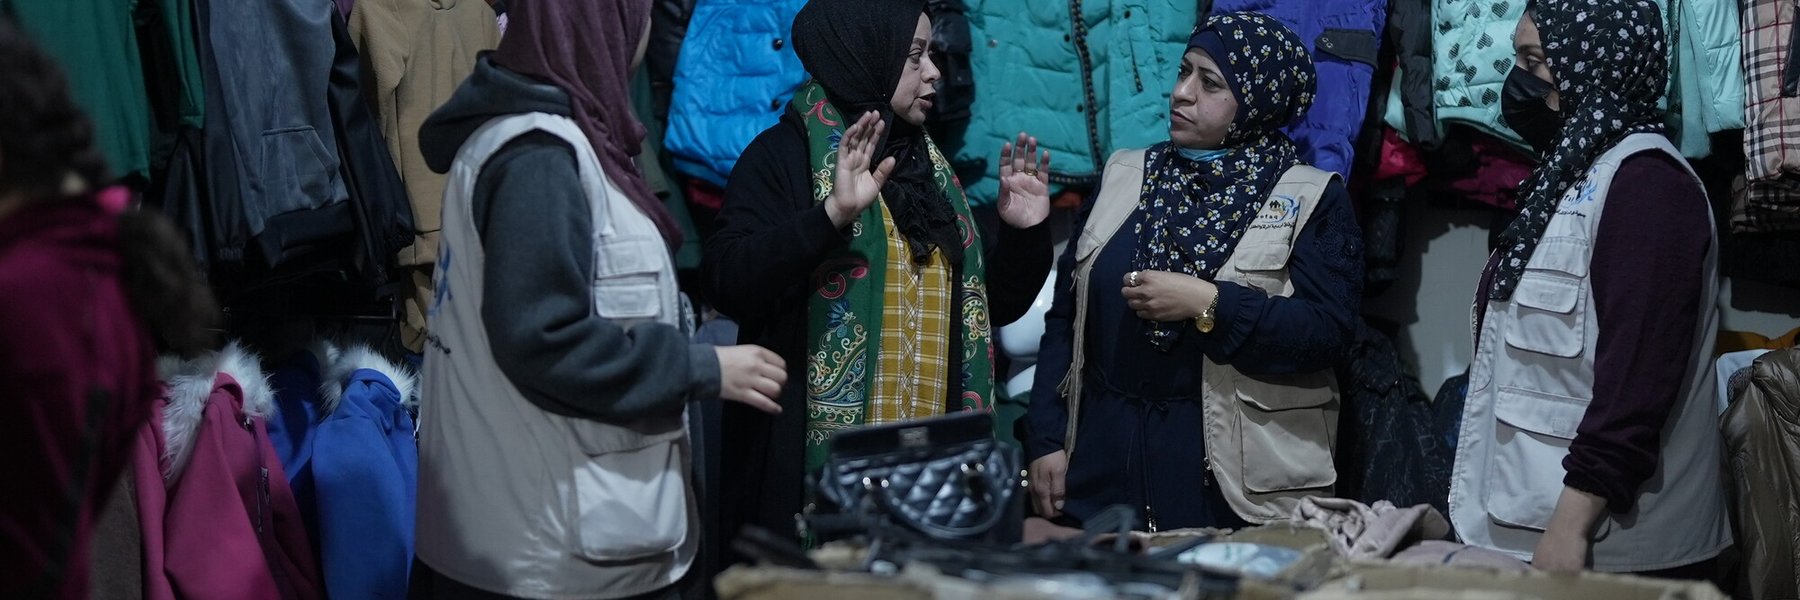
715,566,930,600
715,562,1296,600
1298,564,1730,600
1147,523,1338,591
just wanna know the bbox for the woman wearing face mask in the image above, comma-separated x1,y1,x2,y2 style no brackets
1024,12,1362,532
704,0,1055,546
1448,0,1731,576
411,1,787,597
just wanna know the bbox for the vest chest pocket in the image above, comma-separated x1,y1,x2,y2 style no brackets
1233,371,1338,493
1502,238,1590,359
1226,238,1295,294
593,235,669,320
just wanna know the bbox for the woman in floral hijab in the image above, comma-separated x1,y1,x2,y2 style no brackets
1451,0,1731,576
1025,12,1363,531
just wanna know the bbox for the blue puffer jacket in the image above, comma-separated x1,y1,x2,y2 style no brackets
955,1,1383,207
664,0,808,186
1216,0,1386,178
266,342,419,600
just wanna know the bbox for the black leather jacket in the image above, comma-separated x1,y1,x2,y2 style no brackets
647,0,698,121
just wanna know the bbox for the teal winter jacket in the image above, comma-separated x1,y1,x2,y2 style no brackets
954,0,1197,206
1388,0,1741,159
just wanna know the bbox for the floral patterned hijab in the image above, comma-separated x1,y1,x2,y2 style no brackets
1489,0,1668,300
1132,11,1316,349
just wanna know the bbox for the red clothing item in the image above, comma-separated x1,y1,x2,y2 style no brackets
0,196,158,599
1445,136,1533,211
684,176,726,211
1375,128,1429,187
134,345,324,600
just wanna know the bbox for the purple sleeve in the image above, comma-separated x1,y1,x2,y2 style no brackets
1561,152,1711,514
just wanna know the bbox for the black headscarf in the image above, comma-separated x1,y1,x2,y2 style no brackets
792,0,962,266
1489,0,1668,300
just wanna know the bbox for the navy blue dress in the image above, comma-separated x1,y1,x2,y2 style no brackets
1025,180,1363,531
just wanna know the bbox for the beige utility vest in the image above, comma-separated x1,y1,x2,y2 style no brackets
416,112,696,598
1450,133,1732,571
1057,148,1341,523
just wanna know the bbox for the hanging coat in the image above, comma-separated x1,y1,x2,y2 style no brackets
955,0,1383,207
1215,0,1387,179
132,343,324,600
663,0,810,187
267,342,420,600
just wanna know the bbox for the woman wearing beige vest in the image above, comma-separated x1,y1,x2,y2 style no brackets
1450,0,1730,576
412,1,786,597
1023,12,1363,532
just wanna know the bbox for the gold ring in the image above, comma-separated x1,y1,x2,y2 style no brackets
1023,168,1038,176
1128,271,1140,287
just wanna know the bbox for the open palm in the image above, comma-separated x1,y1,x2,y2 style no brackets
825,112,896,228
997,131,1051,228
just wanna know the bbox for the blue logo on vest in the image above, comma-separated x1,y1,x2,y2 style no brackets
1558,180,1598,217
1574,180,1597,204
429,247,453,317
1252,195,1301,229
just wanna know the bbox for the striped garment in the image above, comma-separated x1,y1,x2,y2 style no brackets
1738,0,1800,232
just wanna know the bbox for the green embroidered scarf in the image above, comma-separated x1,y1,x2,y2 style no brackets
794,81,997,473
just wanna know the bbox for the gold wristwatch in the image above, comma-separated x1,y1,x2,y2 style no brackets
1195,293,1219,333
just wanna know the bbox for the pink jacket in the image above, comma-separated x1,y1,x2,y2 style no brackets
0,193,157,599
132,343,323,600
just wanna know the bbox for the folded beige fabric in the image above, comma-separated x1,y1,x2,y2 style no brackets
1294,496,1451,559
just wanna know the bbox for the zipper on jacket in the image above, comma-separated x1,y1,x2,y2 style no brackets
1472,249,1496,348
257,468,270,535
1128,28,1144,94
1068,0,1105,173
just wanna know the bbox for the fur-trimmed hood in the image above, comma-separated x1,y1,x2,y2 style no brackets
156,340,419,480
156,341,271,480
316,342,418,415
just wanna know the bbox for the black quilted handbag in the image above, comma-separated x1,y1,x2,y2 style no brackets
806,412,1024,544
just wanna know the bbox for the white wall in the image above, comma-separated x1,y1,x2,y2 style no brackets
1360,200,1500,393
1363,197,1800,394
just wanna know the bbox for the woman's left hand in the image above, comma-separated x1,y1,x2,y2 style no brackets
997,131,1051,229
1531,529,1590,573
1122,270,1215,322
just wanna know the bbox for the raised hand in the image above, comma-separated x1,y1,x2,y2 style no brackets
997,131,1052,229
825,112,897,228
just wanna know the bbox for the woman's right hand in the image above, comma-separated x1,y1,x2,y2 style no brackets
1028,450,1069,518
714,345,787,415
825,112,897,228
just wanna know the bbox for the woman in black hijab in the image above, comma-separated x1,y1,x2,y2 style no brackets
703,0,1055,548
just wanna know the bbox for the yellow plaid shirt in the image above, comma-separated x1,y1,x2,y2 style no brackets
869,202,952,424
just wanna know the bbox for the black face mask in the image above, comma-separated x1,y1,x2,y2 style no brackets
1501,66,1563,155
